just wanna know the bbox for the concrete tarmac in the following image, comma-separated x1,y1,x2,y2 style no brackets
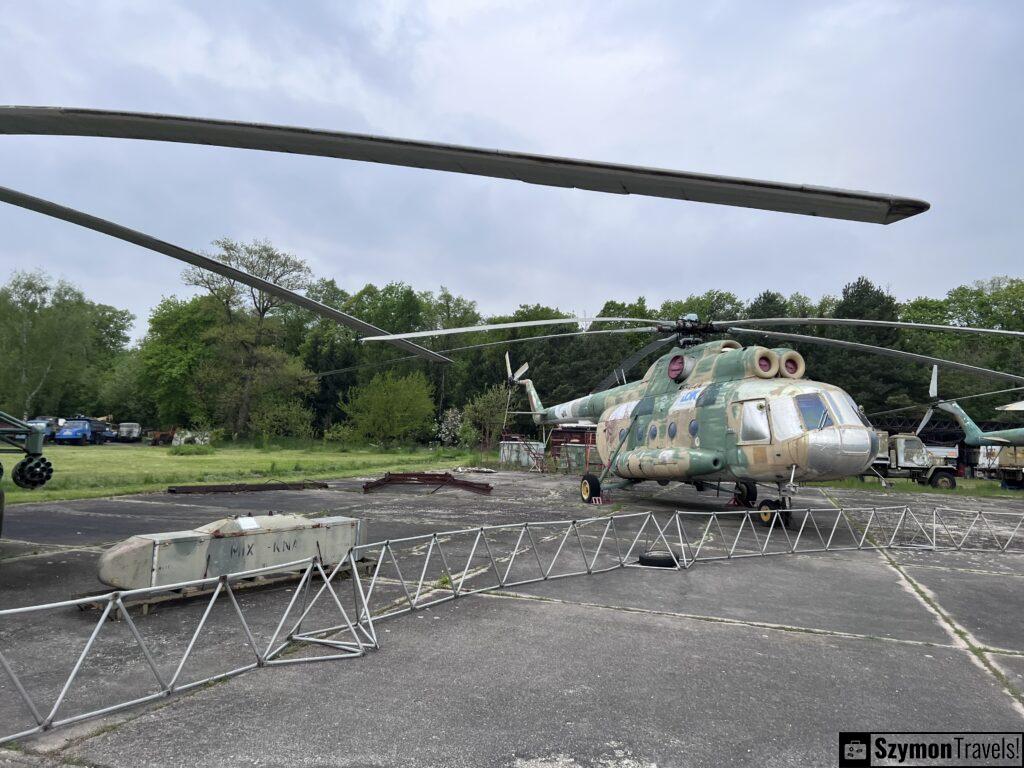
1,473,1022,767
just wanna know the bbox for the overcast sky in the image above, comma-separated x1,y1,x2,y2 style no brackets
1,1,1021,337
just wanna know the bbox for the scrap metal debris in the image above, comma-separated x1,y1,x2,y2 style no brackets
362,471,492,495
167,480,329,494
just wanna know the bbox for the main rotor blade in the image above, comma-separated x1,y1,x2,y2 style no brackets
727,328,1024,385
0,107,929,224
0,184,450,364
998,401,1024,412
719,316,1024,339
308,326,655,379
869,385,1024,417
360,317,662,342
590,335,677,393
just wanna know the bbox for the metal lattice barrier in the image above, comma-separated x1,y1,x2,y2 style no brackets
2,506,1022,744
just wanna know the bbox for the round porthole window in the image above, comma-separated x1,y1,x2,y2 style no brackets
689,419,699,437
667,421,677,440
619,428,627,442
649,424,658,441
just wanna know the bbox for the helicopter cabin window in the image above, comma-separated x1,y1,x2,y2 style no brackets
738,399,771,443
668,421,678,440
794,393,834,431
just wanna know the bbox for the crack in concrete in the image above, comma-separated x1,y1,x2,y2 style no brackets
481,589,957,650
819,489,1024,718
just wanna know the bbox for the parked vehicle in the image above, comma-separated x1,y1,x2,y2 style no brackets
55,417,111,445
24,417,58,443
994,447,1024,490
149,428,176,446
116,422,143,442
865,431,958,489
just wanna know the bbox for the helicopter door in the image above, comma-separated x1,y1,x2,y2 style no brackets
737,399,771,444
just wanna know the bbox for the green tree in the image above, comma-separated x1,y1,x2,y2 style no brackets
341,370,435,445
746,290,789,319
464,384,512,449
138,296,223,427
0,271,132,418
183,238,312,435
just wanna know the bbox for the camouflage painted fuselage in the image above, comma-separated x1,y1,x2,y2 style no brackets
521,340,877,484
935,401,1024,447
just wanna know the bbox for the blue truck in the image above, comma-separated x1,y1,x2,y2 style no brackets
55,417,111,446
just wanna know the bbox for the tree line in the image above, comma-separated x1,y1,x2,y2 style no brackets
2,238,1021,445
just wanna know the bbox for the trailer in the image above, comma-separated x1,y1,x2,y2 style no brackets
995,446,1024,490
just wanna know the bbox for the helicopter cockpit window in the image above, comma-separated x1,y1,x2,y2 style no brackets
769,396,803,441
739,399,771,443
824,391,863,427
794,394,833,431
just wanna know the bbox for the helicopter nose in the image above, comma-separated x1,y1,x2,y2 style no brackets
806,427,875,477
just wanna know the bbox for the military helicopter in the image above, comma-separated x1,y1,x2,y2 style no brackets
361,314,1024,523
0,105,936,512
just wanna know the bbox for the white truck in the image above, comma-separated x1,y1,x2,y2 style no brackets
867,431,958,489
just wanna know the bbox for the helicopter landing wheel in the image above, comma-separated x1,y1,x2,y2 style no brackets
755,499,792,528
756,500,777,525
580,473,602,504
733,481,757,508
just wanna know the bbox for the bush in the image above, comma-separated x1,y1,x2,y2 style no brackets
322,423,352,443
341,371,434,445
168,443,216,456
464,385,510,450
436,407,463,447
249,399,314,444
457,421,481,449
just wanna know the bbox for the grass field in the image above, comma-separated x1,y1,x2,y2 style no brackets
810,475,1023,499
1,443,487,505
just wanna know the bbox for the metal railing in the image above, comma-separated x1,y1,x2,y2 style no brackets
2,505,1021,745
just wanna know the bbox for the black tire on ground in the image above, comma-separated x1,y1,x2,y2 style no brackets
733,481,757,507
657,479,670,486
756,499,777,525
929,472,956,490
580,473,602,504
693,481,706,492
79,435,88,446
638,549,678,568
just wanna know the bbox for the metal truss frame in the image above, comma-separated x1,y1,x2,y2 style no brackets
2,505,1021,745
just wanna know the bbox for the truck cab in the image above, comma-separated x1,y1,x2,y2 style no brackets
116,422,142,442
868,432,958,489
55,417,109,445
